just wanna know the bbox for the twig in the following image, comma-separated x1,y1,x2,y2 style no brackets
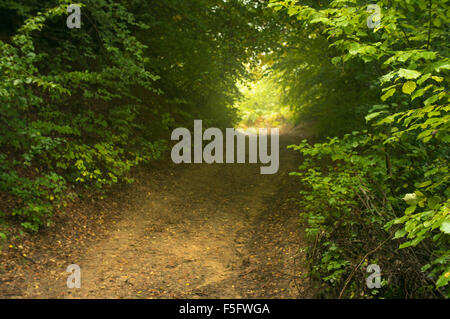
22,255,37,264
338,235,392,299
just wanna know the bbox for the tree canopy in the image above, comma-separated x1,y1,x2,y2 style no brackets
0,0,448,298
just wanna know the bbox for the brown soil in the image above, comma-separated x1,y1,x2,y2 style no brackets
0,125,313,299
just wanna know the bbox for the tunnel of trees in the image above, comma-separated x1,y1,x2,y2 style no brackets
0,0,448,298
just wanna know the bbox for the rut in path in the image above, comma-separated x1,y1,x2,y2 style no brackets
10,127,311,298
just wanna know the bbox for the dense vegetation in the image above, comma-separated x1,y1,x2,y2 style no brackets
0,0,275,232
235,74,293,128
0,0,448,298
270,0,449,298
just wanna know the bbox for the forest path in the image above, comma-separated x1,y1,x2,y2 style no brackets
3,125,312,298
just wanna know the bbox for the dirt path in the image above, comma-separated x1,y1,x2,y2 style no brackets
1,126,312,298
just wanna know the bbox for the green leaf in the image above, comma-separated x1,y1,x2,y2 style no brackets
431,76,443,82
402,81,416,95
398,69,421,80
436,272,450,288
418,180,432,188
417,73,431,85
405,205,416,215
403,193,418,205
399,241,413,249
427,196,441,210
440,221,450,234
381,88,396,101
394,229,407,239
365,111,387,122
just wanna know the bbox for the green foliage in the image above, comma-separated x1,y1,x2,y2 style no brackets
0,0,271,231
274,0,449,297
235,72,293,127
1,0,448,299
